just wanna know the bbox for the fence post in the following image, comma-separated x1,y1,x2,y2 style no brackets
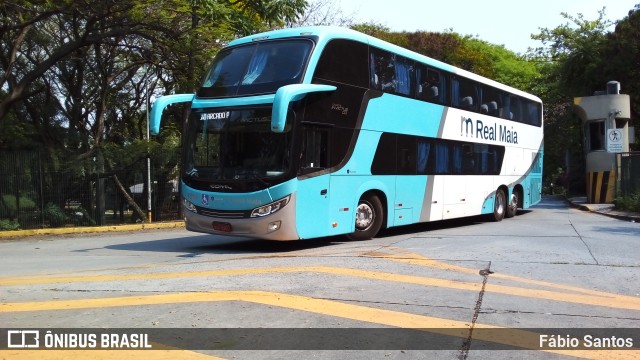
39,151,45,228
14,154,20,224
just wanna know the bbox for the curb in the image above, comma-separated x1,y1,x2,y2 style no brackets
0,221,185,239
565,197,639,223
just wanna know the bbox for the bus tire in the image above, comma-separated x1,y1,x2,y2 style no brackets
505,190,518,218
347,193,384,241
492,188,506,222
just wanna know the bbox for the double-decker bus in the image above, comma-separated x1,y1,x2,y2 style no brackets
150,26,543,241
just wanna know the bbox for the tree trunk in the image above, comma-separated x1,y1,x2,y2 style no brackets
111,174,148,222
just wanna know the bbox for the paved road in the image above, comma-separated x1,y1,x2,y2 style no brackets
1,195,639,359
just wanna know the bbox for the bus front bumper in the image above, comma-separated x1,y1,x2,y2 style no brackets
183,194,300,241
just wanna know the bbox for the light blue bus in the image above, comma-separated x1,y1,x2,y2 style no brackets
150,26,543,241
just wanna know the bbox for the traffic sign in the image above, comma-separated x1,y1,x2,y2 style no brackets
606,129,623,153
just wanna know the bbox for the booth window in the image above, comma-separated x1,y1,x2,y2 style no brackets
588,121,605,151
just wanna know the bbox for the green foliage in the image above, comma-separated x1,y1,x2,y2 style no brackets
458,38,539,92
350,22,391,36
73,207,96,226
43,202,67,227
614,193,640,212
0,219,20,231
350,25,541,93
604,6,640,145
530,9,613,97
1,194,36,213
403,31,461,64
526,5,640,192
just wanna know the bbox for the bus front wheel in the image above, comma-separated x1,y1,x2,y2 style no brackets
347,193,384,241
492,189,506,222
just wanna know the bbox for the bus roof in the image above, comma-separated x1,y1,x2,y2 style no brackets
228,26,541,103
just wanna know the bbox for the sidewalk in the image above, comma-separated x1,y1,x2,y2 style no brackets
0,221,185,239
567,196,640,223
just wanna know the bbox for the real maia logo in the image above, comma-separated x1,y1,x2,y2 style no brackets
460,116,518,144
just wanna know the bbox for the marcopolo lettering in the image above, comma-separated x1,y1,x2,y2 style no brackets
461,116,518,144
200,112,230,121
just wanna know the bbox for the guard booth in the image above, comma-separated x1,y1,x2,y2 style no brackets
573,81,631,203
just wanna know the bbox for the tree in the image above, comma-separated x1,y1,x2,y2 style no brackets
605,5,640,144
0,0,309,226
294,0,355,27
528,8,620,194
530,9,612,97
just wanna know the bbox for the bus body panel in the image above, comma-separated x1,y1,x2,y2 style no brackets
358,94,444,137
394,175,428,225
326,175,395,233
295,174,331,239
184,192,300,241
182,179,300,240
182,178,296,211
161,26,544,241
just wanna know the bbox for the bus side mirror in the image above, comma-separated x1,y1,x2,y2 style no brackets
149,94,194,135
271,84,336,133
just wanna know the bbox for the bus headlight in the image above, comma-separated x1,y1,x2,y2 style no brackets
251,196,290,217
183,199,197,213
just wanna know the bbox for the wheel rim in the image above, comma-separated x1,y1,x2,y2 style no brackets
495,192,505,216
355,201,374,231
509,193,518,212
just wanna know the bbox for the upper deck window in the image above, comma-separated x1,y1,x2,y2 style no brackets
198,40,313,98
313,39,369,88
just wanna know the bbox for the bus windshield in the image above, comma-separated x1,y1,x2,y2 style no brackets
183,108,293,184
197,40,313,98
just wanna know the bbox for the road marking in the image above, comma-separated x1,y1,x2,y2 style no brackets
365,248,640,310
0,290,635,359
2,265,639,311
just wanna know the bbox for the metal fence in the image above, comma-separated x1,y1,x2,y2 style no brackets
0,151,181,231
619,152,640,196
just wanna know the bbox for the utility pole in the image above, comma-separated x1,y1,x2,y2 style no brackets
146,82,152,223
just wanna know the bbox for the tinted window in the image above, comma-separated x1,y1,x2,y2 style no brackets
370,48,414,96
452,77,479,111
525,101,542,126
314,39,369,88
506,95,522,122
198,40,313,98
372,133,504,176
480,86,503,117
416,65,446,104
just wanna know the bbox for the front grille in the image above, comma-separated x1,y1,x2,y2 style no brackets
195,205,251,219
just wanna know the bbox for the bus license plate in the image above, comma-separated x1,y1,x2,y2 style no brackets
212,222,232,232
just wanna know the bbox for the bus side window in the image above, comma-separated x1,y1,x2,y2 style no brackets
394,57,413,96
314,39,369,88
480,86,501,117
526,101,542,126
416,66,445,104
434,141,450,174
371,49,396,92
452,77,478,111
509,95,522,122
416,140,432,174
397,135,417,174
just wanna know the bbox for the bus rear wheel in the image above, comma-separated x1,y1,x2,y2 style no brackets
347,193,384,241
492,189,506,222
505,190,518,218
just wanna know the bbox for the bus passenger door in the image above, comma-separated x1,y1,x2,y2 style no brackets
296,126,331,239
